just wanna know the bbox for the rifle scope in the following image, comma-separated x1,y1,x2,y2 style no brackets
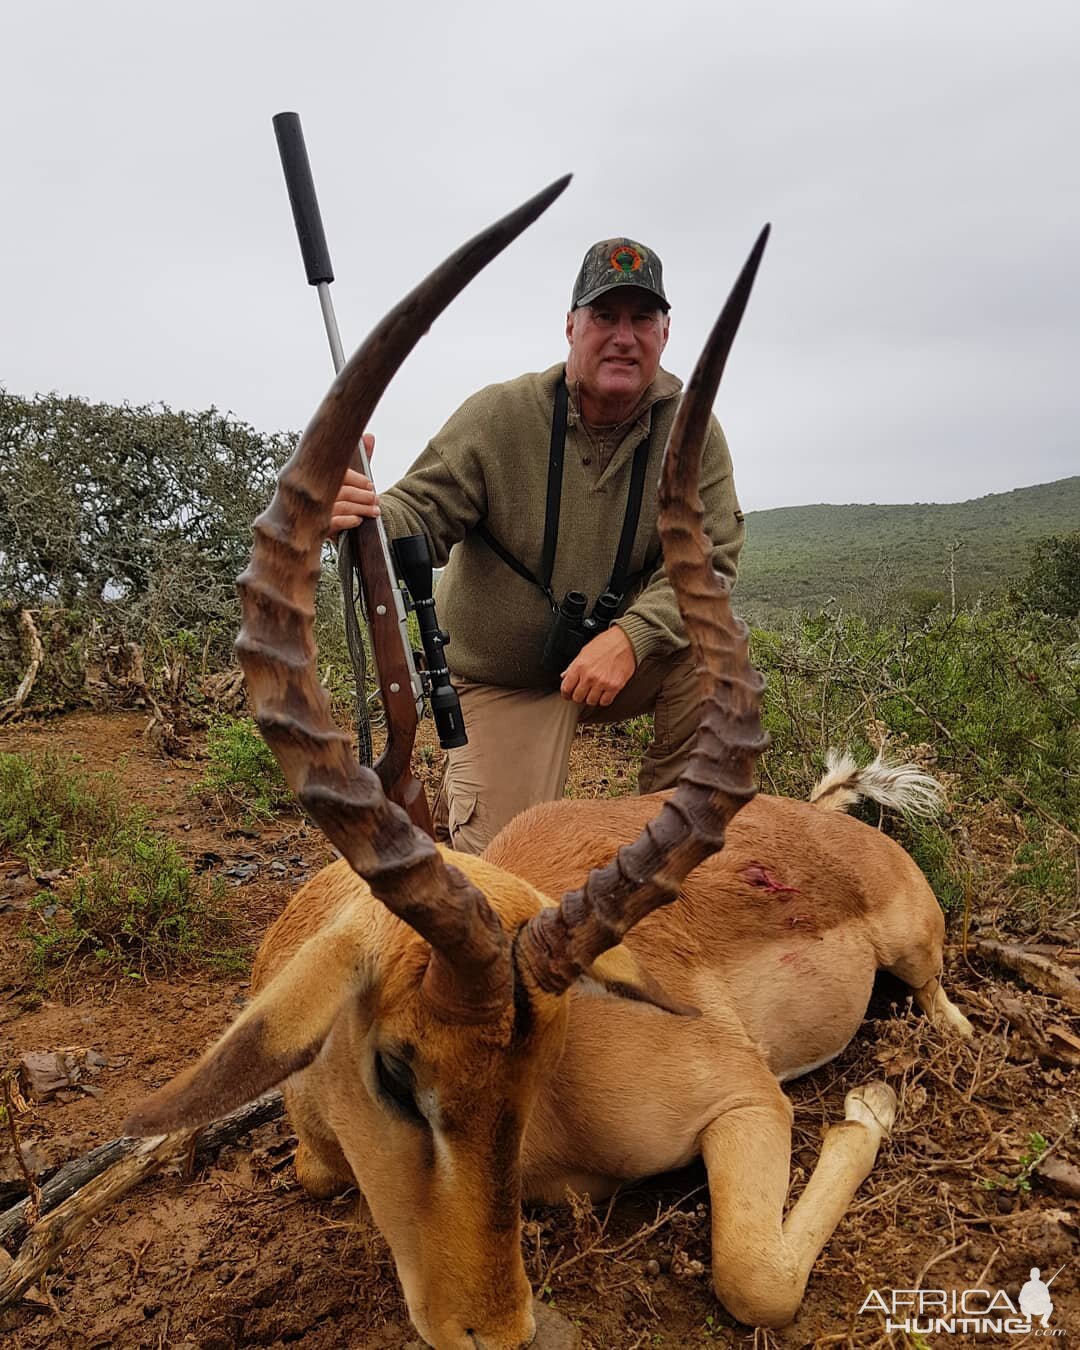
392,535,467,749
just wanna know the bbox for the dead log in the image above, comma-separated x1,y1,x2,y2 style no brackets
0,610,44,721
995,994,1080,1068
974,939,1080,1012
0,1129,193,1308
0,1091,283,1256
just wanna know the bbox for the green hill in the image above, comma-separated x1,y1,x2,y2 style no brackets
737,476,1079,620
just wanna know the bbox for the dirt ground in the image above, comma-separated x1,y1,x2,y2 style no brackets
1,711,1078,1349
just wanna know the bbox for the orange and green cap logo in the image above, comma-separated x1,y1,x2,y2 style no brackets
571,236,669,311
610,244,643,274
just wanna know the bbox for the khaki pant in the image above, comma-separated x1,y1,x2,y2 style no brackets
434,645,700,855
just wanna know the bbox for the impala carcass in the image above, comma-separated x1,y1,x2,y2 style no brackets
126,191,973,1350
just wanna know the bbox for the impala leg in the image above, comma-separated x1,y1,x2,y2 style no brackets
702,1078,897,1327
874,882,974,1040
701,1089,797,1327
286,1083,356,1199
294,1137,355,1199
780,1081,897,1277
912,976,975,1038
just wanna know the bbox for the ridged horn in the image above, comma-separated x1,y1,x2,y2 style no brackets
237,176,571,1022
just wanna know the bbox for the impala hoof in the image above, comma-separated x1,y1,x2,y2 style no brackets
844,1081,897,1135
294,1140,356,1200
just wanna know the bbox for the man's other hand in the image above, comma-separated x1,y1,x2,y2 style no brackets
330,433,379,537
560,625,636,706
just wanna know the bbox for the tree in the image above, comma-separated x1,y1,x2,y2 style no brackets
1011,532,1080,619
0,390,289,650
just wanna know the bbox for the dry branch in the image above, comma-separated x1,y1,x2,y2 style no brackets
975,939,1080,1011
0,1129,192,1308
0,1074,40,1227
0,1091,283,1263
995,993,1080,1067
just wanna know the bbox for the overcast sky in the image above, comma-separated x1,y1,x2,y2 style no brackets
3,1,1076,511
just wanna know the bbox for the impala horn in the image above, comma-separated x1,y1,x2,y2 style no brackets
238,176,571,1022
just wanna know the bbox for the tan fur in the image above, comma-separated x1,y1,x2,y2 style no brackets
130,795,973,1347
487,793,955,1199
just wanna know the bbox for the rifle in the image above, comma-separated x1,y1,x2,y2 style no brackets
272,110,435,836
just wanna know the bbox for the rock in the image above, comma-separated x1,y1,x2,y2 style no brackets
532,1297,582,1348
1037,1156,1080,1200
225,860,260,884
0,1142,41,1186
1022,1207,1077,1261
0,871,36,913
19,1051,73,1099
18,1048,113,1101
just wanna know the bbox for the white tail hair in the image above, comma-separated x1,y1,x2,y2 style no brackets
809,749,945,817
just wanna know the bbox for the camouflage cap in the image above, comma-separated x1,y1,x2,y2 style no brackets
570,238,669,312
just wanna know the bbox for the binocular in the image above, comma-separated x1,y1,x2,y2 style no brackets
540,589,622,674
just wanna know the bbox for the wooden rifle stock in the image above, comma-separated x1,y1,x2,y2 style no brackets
350,513,434,836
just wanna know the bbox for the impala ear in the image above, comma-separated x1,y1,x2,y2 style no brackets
585,946,700,1018
124,912,378,1136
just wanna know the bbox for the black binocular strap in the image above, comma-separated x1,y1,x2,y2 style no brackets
608,426,652,596
541,376,569,593
476,378,652,605
475,378,567,605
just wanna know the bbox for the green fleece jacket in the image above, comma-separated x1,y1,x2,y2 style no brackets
379,363,744,689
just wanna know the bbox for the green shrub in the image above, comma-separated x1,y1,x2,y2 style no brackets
197,715,292,821
903,817,967,913
1010,532,1080,619
23,826,239,980
1,750,243,982
749,602,1078,917
0,750,124,871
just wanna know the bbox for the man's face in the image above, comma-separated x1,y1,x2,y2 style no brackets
565,289,670,414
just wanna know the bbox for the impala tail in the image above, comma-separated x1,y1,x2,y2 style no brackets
810,749,946,817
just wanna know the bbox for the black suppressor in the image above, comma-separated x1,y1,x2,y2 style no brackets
540,589,622,673
391,535,467,749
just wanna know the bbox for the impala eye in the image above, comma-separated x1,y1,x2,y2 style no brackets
374,1050,425,1125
